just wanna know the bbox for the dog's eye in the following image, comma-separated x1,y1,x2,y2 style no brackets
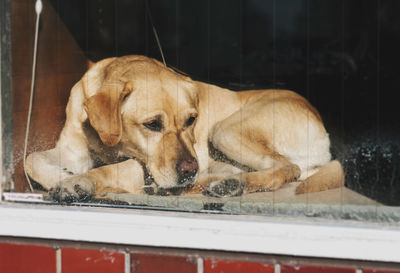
143,119,162,131
185,116,196,127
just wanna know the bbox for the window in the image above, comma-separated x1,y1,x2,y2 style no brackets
1,0,400,251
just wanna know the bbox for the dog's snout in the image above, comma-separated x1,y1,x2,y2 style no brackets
176,157,198,184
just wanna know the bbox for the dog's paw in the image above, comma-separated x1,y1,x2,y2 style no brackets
49,176,94,203
203,179,244,198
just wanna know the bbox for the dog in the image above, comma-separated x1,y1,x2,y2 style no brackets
26,55,344,201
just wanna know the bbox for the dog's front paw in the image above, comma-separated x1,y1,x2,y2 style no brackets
203,179,244,198
49,175,95,203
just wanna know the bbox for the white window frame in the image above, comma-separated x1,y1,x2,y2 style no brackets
1,202,400,263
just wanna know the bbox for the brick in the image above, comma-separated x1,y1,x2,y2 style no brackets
363,266,400,273
281,265,356,273
62,248,124,273
204,259,274,273
131,253,197,273
0,243,56,273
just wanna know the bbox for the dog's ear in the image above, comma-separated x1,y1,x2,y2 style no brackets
84,81,134,147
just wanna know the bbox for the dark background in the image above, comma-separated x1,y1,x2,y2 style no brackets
50,0,400,205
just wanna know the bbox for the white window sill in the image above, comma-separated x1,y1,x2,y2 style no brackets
1,202,400,263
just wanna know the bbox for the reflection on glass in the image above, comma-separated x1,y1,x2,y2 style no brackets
3,0,399,222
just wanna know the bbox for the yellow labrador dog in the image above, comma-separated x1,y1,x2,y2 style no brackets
26,55,344,201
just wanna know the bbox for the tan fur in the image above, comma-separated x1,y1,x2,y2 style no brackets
26,55,344,200
87,60,95,69
295,160,344,194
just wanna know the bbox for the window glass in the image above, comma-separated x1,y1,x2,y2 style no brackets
2,0,400,222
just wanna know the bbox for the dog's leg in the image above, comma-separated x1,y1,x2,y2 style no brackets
185,174,230,194
25,147,92,191
295,160,344,194
206,128,302,197
205,157,301,197
49,159,145,202
25,123,93,191
183,159,244,194
25,78,96,191
206,100,311,197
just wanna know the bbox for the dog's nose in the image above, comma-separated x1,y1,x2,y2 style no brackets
176,157,198,184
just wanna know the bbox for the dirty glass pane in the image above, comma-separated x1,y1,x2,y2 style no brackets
2,0,400,222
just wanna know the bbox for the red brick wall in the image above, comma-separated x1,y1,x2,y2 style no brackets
0,240,399,273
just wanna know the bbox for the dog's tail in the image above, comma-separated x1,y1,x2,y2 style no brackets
295,160,344,194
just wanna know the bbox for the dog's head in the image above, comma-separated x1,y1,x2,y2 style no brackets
83,56,199,192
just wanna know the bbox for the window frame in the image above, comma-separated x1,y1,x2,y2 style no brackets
2,0,400,264
1,202,400,263
1,0,13,193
